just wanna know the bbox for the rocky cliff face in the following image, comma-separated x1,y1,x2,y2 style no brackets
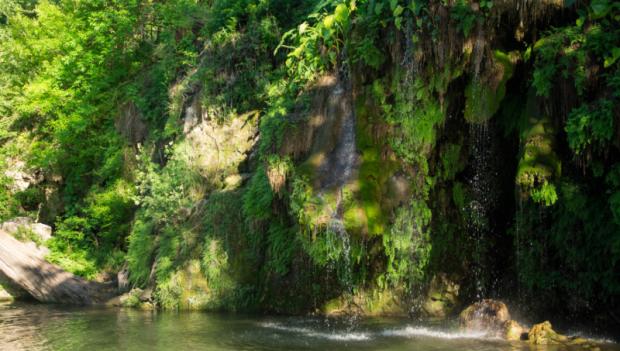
91,1,617,324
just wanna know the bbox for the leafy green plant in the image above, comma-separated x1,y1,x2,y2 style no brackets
566,99,615,154
451,0,477,37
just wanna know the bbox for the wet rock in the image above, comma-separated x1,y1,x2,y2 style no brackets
526,321,600,348
0,287,11,301
459,299,510,333
111,288,143,307
422,273,460,318
322,289,405,317
117,264,130,293
528,321,568,344
139,301,155,310
0,272,30,301
502,319,528,341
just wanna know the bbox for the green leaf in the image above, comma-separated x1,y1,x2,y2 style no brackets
390,0,398,11
323,14,335,29
591,0,611,19
394,5,404,17
374,2,384,15
604,47,620,68
334,4,349,24
395,16,402,30
409,0,423,16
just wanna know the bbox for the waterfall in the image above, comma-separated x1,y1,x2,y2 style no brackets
318,80,357,191
328,78,356,296
468,123,493,300
316,64,358,299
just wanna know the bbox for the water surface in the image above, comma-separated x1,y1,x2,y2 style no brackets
0,302,617,351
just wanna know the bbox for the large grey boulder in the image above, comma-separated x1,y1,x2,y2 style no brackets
0,230,116,304
1,217,52,242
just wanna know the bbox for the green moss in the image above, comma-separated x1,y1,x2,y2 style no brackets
464,51,517,124
321,289,406,316
516,93,561,206
353,89,400,236
440,143,464,181
452,182,467,211
356,148,398,236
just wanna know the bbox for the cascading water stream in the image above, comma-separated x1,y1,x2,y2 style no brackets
316,60,358,316
468,123,493,300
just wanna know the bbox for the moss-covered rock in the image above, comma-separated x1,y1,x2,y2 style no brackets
516,92,561,206
528,321,568,344
321,289,406,317
421,273,461,318
464,51,518,124
527,321,601,348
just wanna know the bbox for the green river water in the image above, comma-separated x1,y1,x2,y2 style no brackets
0,302,618,351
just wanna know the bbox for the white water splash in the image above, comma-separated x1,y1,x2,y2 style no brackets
259,322,508,342
258,322,371,341
380,326,492,340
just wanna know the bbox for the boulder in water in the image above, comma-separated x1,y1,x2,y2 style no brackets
528,321,572,345
526,321,599,348
459,299,511,333
502,319,528,341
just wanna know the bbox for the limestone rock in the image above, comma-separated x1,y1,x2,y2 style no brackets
3,159,42,192
0,272,29,301
459,299,511,333
527,321,601,348
1,217,52,242
1,218,52,259
528,321,568,345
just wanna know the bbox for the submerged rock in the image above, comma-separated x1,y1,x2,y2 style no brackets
459,299,510,333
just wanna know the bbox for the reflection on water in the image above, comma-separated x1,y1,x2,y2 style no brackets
0,302,618,351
